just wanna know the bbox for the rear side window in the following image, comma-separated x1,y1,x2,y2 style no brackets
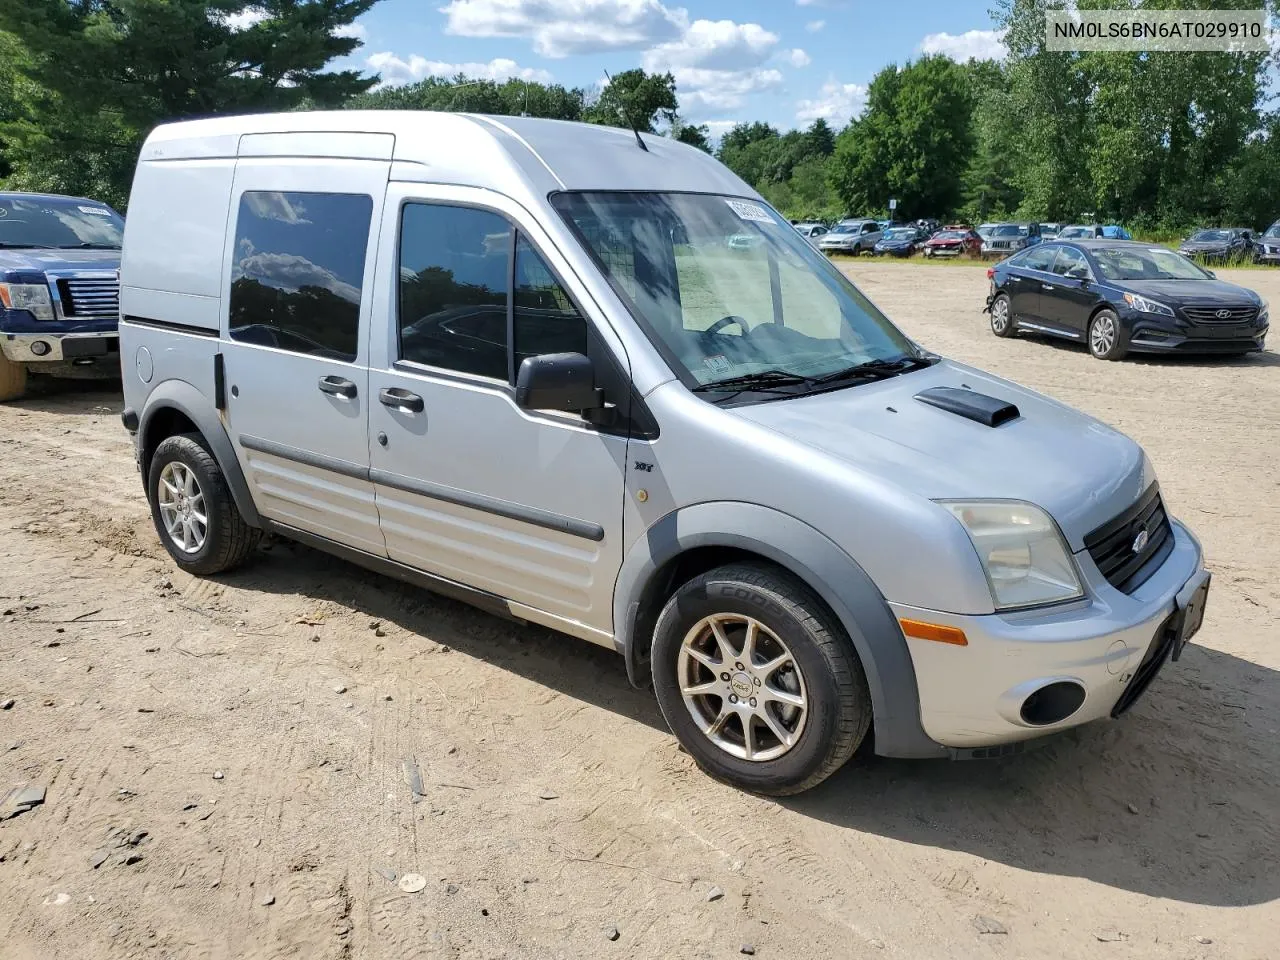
229,191,372,361
1017,245,1058,272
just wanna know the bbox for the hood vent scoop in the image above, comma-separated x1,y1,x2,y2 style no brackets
914,386,1020,427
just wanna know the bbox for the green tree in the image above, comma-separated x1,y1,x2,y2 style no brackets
584,69,677,133
0,0,379,204
672,121,712,153
828,55,975,220
353,75,586,120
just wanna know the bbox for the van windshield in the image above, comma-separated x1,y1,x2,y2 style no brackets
0,195,124,249
551,192,923,395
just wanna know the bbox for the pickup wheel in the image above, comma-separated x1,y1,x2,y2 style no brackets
0,351,28,402
651,563,871,796
147,433,260,575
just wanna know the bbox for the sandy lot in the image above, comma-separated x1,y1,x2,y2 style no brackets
1,262,1277,960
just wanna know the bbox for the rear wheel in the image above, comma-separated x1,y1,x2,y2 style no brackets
651,563,871,796
1088,309,1129,360
147,433,260,575
0,352,28,402
989,293,1015,338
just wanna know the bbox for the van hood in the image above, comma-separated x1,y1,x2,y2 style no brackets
730,359,1151,549
0,247,121,275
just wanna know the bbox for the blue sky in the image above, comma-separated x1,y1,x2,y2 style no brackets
314,0,1006,135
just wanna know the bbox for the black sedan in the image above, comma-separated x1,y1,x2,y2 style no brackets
1178,227,1255,263
873,227,925,257
984,239,1269,360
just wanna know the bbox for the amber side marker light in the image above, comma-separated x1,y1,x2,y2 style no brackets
898,618,968,647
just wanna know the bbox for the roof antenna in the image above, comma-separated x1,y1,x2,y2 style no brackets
603,69,648,152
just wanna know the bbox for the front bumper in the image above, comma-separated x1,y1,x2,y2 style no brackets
893,519,1207,749
1122,309,1268,354
1,331,120,364
925,245,963,257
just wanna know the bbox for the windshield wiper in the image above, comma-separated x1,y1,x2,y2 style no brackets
57,243,121,250
0,242,54,249
812,354,937,386
691,369,816,393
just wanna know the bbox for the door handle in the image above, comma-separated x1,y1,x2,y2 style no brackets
318,376,358,400
1042,283,1056,291
379,387,424,413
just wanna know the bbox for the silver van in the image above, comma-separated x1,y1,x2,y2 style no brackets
118,113,1211,795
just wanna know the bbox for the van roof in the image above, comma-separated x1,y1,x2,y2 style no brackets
140,111,753,199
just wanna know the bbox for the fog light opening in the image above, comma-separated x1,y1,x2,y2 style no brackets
1019,681,1086,726
30,340,51,356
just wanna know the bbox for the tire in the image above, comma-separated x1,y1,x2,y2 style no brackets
146,433,260,575
651,562,872,796
0,352,28,402
989,292,1015,338
1088,309,1129,360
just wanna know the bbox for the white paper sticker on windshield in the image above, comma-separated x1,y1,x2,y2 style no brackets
725,199,775,224
78,205,112,216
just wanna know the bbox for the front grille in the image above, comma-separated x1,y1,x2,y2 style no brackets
988,240,1011,249
57,277,120,319
1181,305,1258,324
1084,484,1174,593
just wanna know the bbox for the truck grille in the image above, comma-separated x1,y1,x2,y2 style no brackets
1083,485,1173,593
57,277,120,319
1181,305,1258,324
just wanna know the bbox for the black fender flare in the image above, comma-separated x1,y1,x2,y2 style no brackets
137,379,262,528
613,502,945,759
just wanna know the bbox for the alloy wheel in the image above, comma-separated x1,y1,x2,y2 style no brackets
1091,314,1117,356
677,613,808,762
157,461,207,554
991,297,1011,333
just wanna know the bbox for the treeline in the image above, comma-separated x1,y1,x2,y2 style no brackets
2,0,1279,233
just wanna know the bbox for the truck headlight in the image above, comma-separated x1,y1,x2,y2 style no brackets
940,500,1084,610
0,282,55,321
1122,292,1175,318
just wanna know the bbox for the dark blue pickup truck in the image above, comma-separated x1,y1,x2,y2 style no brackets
0,192,124,401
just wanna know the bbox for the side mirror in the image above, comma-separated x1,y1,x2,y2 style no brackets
670,224,690,246
1068,267,1089,280
516,352,604,414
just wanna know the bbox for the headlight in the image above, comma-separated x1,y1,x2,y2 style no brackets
1122,292,1175,318
1258,304,1269,325
941,500,1084,610
0,282,55,321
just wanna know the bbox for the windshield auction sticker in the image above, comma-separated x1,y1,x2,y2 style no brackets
1046,9,1271,52
725,199,776,224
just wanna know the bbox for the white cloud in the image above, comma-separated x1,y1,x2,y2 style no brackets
366,52,553,87
786,48,811,67
674,67,784,112
702,119,739,139
334,22,367,40
439,0,686,57
641,18,785,117
225,6,268,30
805,19,825,33
795,0,821,6
796,79,868,125
919,28,1007,62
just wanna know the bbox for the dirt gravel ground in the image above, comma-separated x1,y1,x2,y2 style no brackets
1,262,1277,960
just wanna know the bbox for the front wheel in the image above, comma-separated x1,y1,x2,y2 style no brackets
0,352,28,402
651,563,872,796
1088,309,1129,360
989,292,1015,337
147,433,260,575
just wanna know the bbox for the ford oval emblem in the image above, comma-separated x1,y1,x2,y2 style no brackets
1216,309,1232,319
1132,528,1150,554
